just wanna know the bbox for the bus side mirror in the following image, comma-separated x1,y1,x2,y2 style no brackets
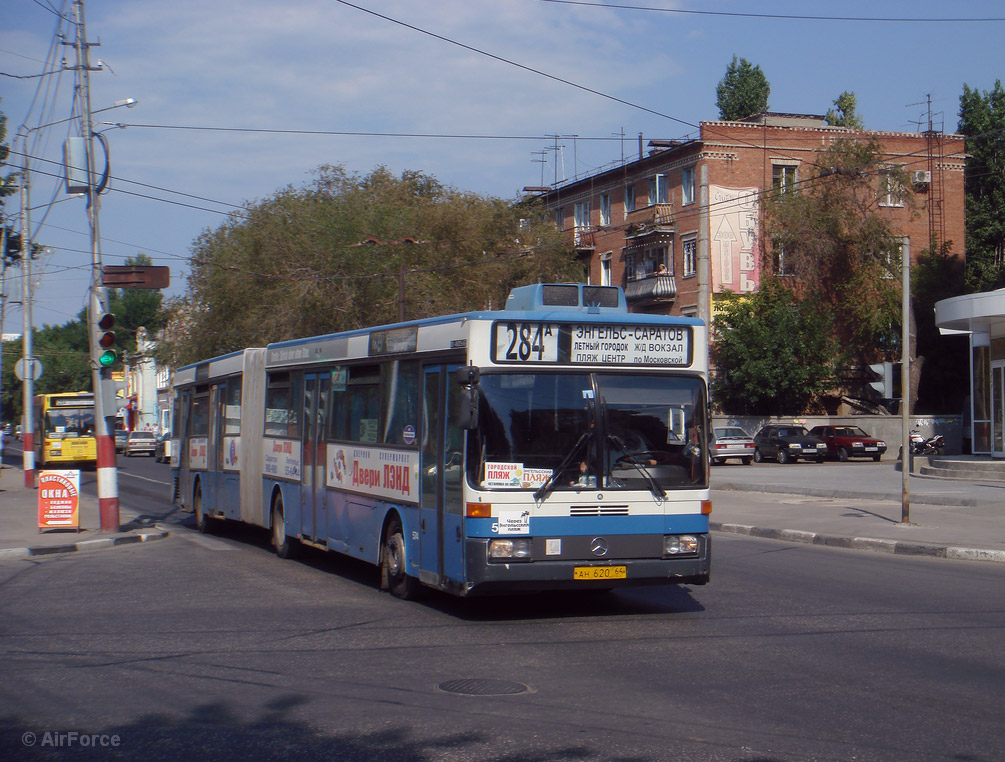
451,387,479,430
454,365,480,386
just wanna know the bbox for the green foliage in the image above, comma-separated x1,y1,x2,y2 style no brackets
711,280,838,415
715,56,770,121
2,102,22,266
825,91,865,129
0,254,167,422
164,165,581,366
764,138,907,364
958,80,1005,292
912,241,968,413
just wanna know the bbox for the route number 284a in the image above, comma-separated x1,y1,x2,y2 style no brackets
497,322,558,362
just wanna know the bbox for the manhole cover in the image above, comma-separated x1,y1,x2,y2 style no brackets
437,678,531,696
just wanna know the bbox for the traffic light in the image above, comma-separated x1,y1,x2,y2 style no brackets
867,361,903,399
3,228,22,261
96,312,117,367
867,362,891,397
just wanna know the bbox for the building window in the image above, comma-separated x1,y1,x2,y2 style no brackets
683,237,697,277
772,164,797,194
627,246,670,282
600,254,612,286
600,193,611,227
574,201,591,230
682,167,695,205
773,239,795,276
555,207,564,229
624,185,636,214
649,174,668,205
879,169,904,207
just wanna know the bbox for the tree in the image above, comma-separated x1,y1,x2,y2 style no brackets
711,280,838,415
958,80,1005,292
162,165,581,366
825,91,865,129
763,138,909,366
913,241,967,414
715,56,770,121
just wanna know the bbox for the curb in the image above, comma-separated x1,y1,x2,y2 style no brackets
712,481,978,507
0,528,170,560
711,521,1005,564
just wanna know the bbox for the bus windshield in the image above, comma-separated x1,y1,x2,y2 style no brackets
44,408,96,439
470,372,707,492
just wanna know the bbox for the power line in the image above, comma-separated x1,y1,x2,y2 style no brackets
538,0,1005,23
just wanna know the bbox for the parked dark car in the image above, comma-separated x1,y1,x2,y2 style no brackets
752,424,826,464
114,429,129,453
808,425,887,462
709,426,755,465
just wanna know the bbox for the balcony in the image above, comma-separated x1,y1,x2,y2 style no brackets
573,226,596,251
624,272,677,309
625,204,675,232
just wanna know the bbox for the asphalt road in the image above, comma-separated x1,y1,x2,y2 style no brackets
1,455,1002,761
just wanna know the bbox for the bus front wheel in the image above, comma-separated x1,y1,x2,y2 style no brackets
194,483,213,534
382,518,419,600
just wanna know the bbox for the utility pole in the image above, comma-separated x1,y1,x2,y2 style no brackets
72,0,119,530
18,135,36,487
900,236,911,524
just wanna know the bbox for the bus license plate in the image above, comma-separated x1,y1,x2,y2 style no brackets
574,566,626,580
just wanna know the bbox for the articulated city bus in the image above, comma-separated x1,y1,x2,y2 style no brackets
33,392,98,468
172,283,711,598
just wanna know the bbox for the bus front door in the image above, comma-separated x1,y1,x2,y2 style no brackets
421,365,464,587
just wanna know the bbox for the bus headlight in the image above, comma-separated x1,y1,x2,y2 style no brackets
664,535,699,557
488,538,533,561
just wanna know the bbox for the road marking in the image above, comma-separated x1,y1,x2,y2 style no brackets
117,471,172,486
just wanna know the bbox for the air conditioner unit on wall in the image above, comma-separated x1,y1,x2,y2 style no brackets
912,170,932,185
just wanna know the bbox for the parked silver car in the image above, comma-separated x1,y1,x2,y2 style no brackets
124,430,157,457
709,426,755,465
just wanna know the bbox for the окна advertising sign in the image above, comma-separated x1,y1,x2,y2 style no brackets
38,470,80,531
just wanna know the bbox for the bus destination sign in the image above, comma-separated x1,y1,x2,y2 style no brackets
492,321,692,367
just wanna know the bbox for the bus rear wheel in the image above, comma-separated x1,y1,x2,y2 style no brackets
271,497,297,559
382,518,419,600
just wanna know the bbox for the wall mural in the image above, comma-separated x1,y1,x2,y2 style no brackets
709,185,759,294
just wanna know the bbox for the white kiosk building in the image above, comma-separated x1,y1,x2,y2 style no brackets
935,288,1005,458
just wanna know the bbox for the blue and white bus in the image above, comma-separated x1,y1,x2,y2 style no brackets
172,283,711,598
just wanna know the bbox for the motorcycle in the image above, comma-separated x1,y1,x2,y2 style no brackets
908,429,945,456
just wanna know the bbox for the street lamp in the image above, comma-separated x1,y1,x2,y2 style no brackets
13,94,138,488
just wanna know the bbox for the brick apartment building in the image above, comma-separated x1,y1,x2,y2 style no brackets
528,113,966,326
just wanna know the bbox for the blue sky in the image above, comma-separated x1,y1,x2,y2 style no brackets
3,0,1004,332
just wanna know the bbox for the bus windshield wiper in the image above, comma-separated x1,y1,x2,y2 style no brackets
608,435,667,500
534,432,592,502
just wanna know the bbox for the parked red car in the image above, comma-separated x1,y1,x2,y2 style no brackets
808,425,887,462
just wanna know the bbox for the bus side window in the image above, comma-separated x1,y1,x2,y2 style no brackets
382,360,419,445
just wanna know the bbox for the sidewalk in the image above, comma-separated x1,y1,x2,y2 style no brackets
0,465,169,560
0,462,1001,564
710,461,1005,563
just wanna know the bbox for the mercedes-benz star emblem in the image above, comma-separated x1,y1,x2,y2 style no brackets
590,537,609,557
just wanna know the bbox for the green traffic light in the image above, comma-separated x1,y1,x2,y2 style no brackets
98,349,117,367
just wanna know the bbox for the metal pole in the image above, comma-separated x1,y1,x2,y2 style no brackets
0,227,7,463
901,237,911,524
74,0,119,530
19,134,36,487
